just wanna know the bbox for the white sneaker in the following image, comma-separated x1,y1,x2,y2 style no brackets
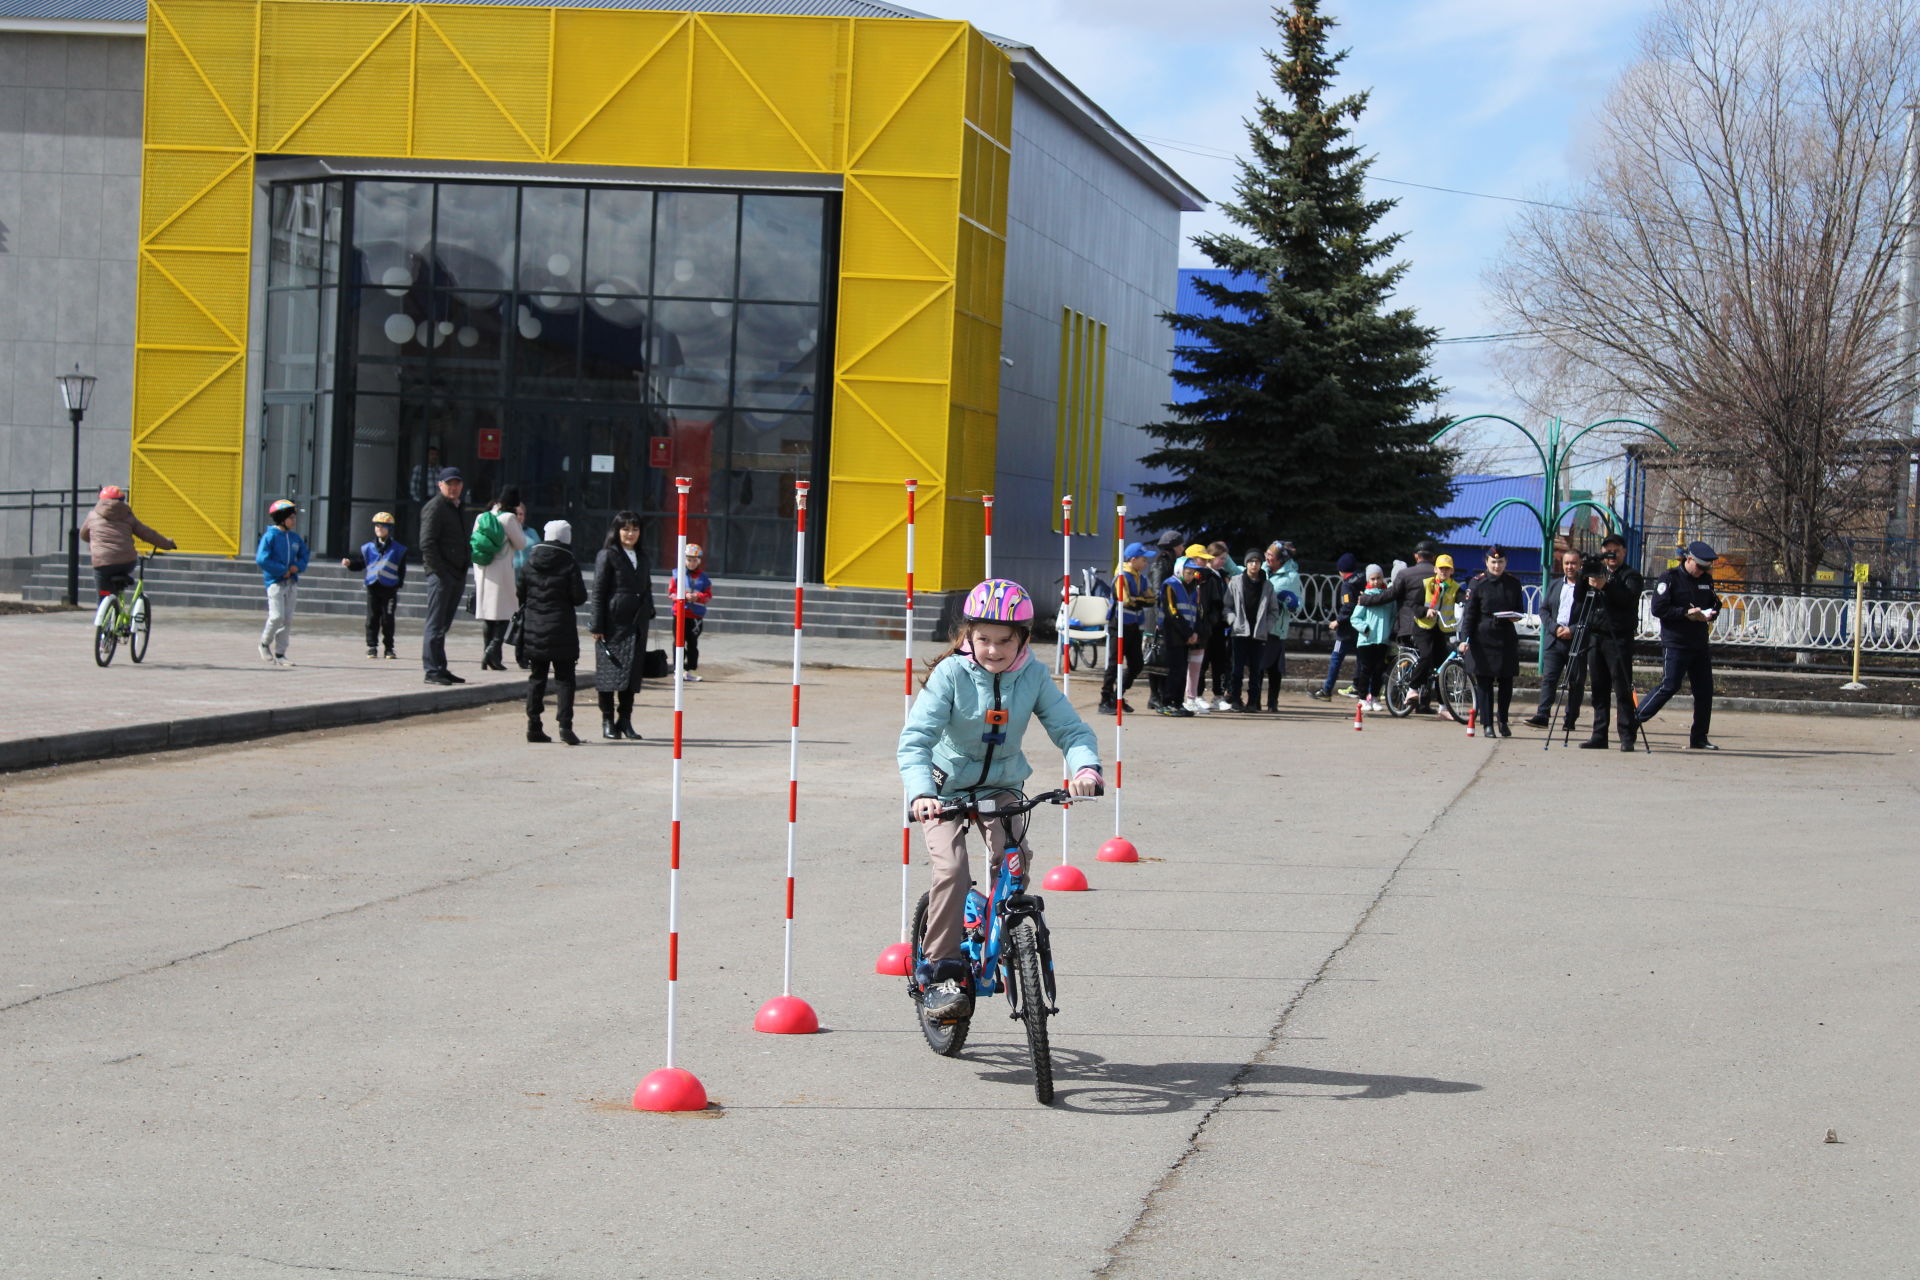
274,656,296,668
1186,697,1211,714
1214,697,1233,711
685,672,703,683
1362,698,1377,712
258,642,274,664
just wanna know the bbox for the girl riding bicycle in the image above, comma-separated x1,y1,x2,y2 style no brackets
898,579,1102,1019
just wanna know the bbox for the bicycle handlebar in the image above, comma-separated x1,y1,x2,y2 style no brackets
931,787,1100,821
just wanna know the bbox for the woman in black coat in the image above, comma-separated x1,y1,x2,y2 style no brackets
518,520,587,745
1458,546,1526,737
591,510,656,740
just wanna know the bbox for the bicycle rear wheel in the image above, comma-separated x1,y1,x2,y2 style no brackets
910,891,970,1057
94,606,118,667
129,598,151,663
1385,649,1418,718
1439,655,1472,722
1007,918,1055,1105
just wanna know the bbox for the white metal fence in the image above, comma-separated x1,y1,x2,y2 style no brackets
1291,574,1920,655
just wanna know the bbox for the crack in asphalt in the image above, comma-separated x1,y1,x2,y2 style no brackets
1090,749,1497,1278
1,850,567,1016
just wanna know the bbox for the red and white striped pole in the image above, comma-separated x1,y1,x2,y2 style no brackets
635,476,707,1112
982,494,994,579
1044,494,1089,891
875,479,918,975
756,481,819,1033
1099,501,1138,863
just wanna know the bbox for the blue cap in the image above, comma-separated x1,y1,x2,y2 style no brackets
1123,541,1148,559
1335,553,1359,574
1685,540,1718,563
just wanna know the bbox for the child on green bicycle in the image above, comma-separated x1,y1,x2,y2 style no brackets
897,579,1102,1018
80,485,174,595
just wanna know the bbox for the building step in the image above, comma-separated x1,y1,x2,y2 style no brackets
19,555,948,640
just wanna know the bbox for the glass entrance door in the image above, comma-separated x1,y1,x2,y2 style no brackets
260,393,323,541
505,404,660,562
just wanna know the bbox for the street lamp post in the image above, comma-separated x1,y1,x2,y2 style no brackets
56,365,98,608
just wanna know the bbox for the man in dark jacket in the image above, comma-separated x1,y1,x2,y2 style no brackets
1525,549,1588,729
419,467,470,685
1633,540,1721,749
1312,553,1364,699
1571,534,1644,750
1384,541,1438,643
519,519,587,744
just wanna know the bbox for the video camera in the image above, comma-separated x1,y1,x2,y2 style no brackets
1580,552,1608,580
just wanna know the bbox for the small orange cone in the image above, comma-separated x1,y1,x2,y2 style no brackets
1352,700,1364,731
1465,708,1477,738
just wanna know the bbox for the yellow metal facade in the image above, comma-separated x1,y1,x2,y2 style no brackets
136,0,1013,588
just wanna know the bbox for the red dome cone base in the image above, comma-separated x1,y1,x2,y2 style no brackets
874,942,912,975
633,1067,707,1112
1042,863,1089,891
754,995,820,1034
1097,837,1139,863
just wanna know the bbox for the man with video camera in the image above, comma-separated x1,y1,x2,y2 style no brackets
1569,533,1644,751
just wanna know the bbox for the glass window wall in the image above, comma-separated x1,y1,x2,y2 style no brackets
263,177,834,573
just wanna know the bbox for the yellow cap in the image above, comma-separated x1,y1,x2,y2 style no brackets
1184,543,1210,558
1434,554,1454,569
372,511,396,525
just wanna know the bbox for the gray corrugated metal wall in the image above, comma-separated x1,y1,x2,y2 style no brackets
994,84,1181,595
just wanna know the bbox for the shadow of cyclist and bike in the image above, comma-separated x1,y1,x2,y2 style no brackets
954,1041,1482,1115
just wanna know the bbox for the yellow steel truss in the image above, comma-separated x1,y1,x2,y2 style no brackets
137,0,1013,588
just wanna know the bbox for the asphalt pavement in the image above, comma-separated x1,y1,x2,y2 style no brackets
1,658,1914,1278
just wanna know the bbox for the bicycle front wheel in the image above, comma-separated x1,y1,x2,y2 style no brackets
1007,918,1055,1105
129,598,151,663
1439,655,1472,722
1385,649,1418,718
94,612,118,667
910,891,970,1057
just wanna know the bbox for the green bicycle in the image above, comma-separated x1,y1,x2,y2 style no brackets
93,551,160,667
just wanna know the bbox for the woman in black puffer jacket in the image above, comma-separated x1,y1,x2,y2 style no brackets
517,519,588,744
591,510,657,740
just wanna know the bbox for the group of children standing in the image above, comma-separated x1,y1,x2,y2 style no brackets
1144,540,1304,716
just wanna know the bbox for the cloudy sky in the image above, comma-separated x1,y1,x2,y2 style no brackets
937,0,1664,475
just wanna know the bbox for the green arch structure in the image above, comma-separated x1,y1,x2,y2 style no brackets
1430,414,1678,673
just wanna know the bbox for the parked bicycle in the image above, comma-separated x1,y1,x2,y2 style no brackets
93,551,159,667
908,788,1089,1105
1384,641,1472,722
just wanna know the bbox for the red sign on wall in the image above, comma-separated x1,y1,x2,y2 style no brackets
649,436,673,468
476,427,502,461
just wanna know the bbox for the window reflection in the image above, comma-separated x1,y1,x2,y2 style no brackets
289,177,829,575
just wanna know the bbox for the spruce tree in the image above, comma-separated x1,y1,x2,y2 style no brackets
1141,0,1459,564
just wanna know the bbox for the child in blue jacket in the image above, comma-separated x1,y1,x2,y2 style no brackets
669,542,713,681
898,579,1102,1019
339,511,407,659
254,499,310,667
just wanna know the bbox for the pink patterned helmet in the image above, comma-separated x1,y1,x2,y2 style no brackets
961,578,1035,626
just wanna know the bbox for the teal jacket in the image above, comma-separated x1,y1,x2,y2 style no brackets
1351,585,1396,646
899,649,1100,802
1267,559,1303,637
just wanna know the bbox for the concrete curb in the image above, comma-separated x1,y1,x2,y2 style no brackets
0,681,525,774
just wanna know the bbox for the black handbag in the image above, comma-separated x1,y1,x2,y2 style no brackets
503,609,525,648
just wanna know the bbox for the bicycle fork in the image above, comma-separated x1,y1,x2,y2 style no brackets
1000,894,1059,1019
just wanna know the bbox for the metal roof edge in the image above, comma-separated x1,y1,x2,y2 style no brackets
0,15,142,33
998,43,1206,213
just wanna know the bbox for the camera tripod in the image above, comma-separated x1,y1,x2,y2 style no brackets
1539,583,1652,754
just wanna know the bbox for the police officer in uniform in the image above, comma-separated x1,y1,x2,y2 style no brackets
1458,545,1526,736
1570,533,1644,751
1634,540,1722,749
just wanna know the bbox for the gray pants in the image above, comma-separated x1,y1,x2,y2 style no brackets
919,800,1020,964
260,580,296,656
422,571,460,675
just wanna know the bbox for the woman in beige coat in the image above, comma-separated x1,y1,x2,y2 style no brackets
473,486,529,671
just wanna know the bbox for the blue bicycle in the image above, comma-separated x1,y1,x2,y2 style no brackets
909,788,1083,1105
